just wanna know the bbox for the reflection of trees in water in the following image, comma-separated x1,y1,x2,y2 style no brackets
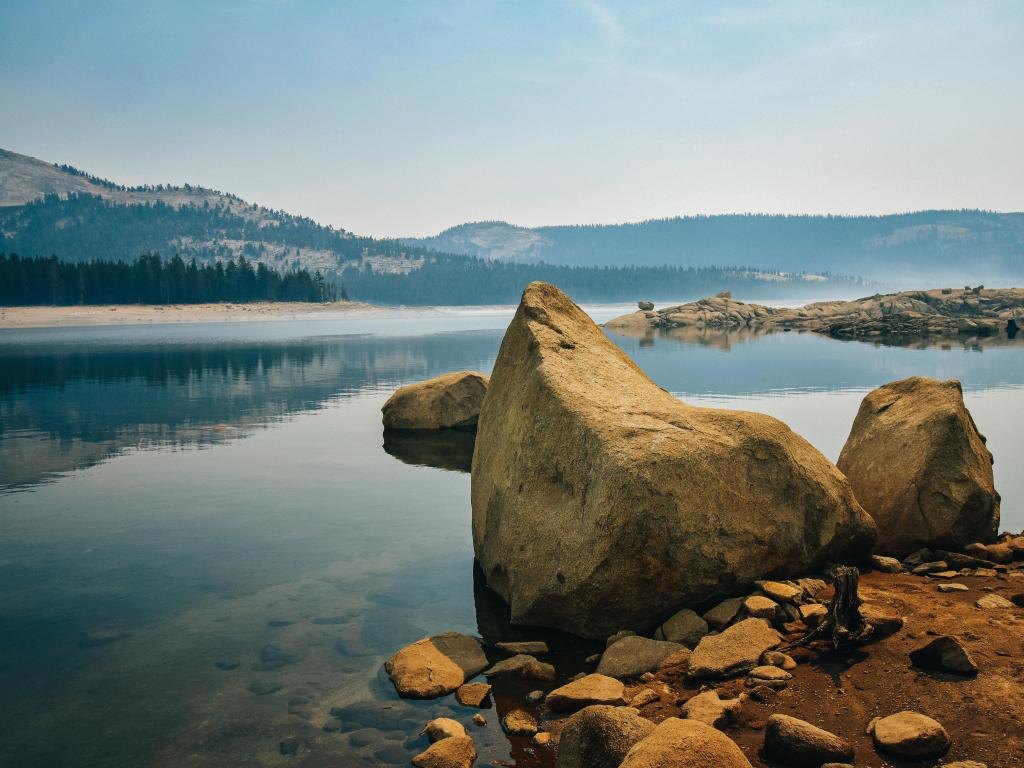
0,332,500,490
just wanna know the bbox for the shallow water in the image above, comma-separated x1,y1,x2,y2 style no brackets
0,309,1021,767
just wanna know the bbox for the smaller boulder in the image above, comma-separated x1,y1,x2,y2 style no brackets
620,718,752,768
760,581,802,604
546,674,627,713
386,638,464,699
703,597,743,630
495,640,549,655
688,618,782,679
423,718,467,742
382,371,488,430
638,301,655,311
596,636,685,679
412,735,477,768
681,690,744,729
484,653,555,681
799,604,828,626
743,595,779,620
655,609,708,648
871,555,902,573
764,714,854,767
909,636,978,676
503,709,538,736
555,705,655,768
871,711,950,760
455,682,492,708
975,593,1014,610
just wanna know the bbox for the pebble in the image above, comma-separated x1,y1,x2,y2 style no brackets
472,714,486,726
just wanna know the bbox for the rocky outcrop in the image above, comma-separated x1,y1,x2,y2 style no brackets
382,371,488,430
555,705,655,768
471,282,876,637
619,718,753,768
837,377,999,557
606,288,1024,341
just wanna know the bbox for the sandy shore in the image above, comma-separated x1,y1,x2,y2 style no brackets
0,301,378,329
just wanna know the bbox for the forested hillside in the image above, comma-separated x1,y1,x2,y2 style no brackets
408,212,1024,284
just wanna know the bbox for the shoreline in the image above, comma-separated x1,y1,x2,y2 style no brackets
0,301,379,330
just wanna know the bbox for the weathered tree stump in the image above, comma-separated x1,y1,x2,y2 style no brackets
783,565,870,652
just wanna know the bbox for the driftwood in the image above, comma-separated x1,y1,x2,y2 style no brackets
782,565,871,652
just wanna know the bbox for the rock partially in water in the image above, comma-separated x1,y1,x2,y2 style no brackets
870,711,950,760
386,638,465,699
484,653,555,681
556,705,655,768
382,371,488,430
546,674,627,713
596,635,685,679
454,682,491,708
429,632,489,678
838,376,999,557
472,282,875,638
411,735,476,768
620,718,752,768
502,709,538,736
688,618,782,679
764,714,854,767
423,718,466,742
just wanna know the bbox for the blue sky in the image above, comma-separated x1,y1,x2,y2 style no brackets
1,1,1022,236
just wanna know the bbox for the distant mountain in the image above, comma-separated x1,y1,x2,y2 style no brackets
407,212,1024,285
0,147,868,305
0,148,425,275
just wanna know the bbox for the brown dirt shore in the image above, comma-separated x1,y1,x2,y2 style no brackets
494,566,1024,768
0,301,377,329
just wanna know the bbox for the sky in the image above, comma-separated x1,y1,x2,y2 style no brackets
1,1,1022,237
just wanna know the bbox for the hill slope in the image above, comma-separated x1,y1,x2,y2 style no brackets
408,212,1024,285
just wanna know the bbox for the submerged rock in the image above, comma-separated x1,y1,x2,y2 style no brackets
471,282,876,637
837,376,999,557
619,718,753,768
688,618,782,679
555,705,655,768
382,371,488,430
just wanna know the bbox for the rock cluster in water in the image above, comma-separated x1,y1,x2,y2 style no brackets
606,287,1024,340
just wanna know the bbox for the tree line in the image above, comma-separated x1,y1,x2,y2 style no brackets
335,255,864,305
0,253,340,306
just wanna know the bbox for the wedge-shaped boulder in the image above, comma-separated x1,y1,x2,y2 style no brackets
837,376,999,557
382,371,488,430
471,283,876,637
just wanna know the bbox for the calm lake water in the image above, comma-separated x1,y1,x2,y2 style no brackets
1,307,1022,768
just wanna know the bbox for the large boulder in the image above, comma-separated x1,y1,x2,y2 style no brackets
555,705,655,768
837,377,999,557
471,283,877,637
619,718,752,768
382,371,489,430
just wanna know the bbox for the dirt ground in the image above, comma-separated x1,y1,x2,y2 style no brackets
490,565,1024,768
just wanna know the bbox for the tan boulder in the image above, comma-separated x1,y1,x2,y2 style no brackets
423,718,467,742
688,618,782,679
382,371,488,430
555,705,655,768
681,690,744,729
620,718,752,767
871,711,950,760
471,283,876,637
412,735,477,768
385,638,465,699
546,674,627,713
837,376,999,557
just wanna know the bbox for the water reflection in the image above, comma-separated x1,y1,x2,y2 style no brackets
0,331,501,491
382,430,475,473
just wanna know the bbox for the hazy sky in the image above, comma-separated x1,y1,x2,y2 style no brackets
2,1,1022,237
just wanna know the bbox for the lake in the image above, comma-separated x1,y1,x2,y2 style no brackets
1,307,1022,768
